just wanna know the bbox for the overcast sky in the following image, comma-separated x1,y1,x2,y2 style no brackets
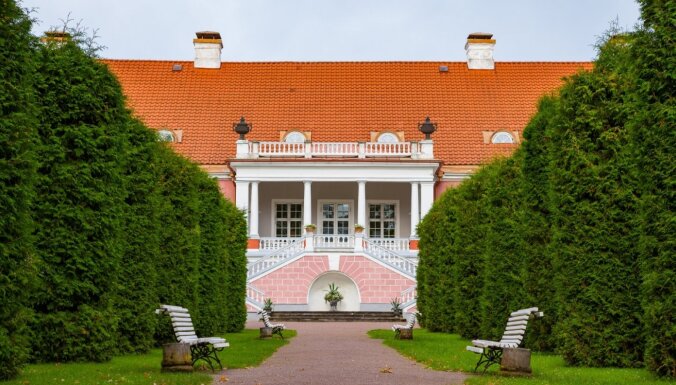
24,0,640,62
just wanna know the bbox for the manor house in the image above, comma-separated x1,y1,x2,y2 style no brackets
104,32,590,315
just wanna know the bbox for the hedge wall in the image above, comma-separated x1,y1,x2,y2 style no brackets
0,5,248,375
0,0,38,378
417,3,673,374
630,0,675,376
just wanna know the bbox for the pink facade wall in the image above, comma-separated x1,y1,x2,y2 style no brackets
339,255,415,303
435,180,462,199
218,179,236,202
250,255,329,304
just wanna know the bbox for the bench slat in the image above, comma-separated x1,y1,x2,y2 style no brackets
505,325,527,331
506,320,528,327
507,314,530,322
510,307,538,317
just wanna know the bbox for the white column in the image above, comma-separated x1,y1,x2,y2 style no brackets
410,182,419,238
250,181,259,238
235,181,250,230
420,181,435,220
303,181,312,227
357,181,366,228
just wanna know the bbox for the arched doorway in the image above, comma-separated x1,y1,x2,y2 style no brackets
307,272,360,311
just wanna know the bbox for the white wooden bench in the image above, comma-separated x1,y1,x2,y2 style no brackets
466,307,543,373
259,310,285,339
156,304,229,371
392,314,416,339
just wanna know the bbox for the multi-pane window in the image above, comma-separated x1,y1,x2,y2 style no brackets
275,203,302,237
368,203,396,238
322,203,350,235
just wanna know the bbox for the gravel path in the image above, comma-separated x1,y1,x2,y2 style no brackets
214,321,466,385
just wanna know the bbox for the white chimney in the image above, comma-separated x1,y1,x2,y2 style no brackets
465,32,495,70
193,31,223,69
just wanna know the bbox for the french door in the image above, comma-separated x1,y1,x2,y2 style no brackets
318,201,353,246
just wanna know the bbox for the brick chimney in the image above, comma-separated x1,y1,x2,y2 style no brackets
41,31,71,44
465,32,495,70
193,31,222,69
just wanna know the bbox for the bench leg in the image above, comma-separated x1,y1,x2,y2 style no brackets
190,344,223,372
473,348,503,374
273,327,284,340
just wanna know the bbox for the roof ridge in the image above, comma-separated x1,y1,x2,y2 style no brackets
101,58,592,65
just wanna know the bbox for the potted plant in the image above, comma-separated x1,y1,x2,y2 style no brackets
390,297,402,317
324,283,344,311
354,224,365,233
263,298,274,313
304,224,317,233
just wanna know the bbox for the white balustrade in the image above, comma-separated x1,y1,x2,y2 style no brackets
258,141,305,157
246,284,266,309
368,238,409,252
311,142,359,157
244,141,424,159
400,285,417,306
363,238,417,278
314,235,354,249
247,238,305,279
365,142,412,157
260,237,297,250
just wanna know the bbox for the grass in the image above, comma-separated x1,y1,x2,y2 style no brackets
368,329,673,385
2,329,295,385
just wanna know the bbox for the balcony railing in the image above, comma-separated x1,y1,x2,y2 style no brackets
314,235,354,249
238,140,433,160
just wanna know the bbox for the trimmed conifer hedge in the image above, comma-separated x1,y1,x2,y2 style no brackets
0,0,38,378
0,3,248,375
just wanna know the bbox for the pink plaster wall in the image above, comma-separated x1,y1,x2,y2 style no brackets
218,179,236,202
339,255,415,303
435,180,462,199
250,255,329,304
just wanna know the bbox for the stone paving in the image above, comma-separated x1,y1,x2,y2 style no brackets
214,321,466,385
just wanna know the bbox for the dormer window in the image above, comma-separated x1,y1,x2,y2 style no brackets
491,132,515,144
158,129,175,142
284,131,306,143
376,132,399,143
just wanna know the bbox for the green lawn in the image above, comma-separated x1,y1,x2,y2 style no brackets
3,329,295,385
368,329,672,385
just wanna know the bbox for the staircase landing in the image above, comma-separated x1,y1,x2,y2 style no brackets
269,311,405,322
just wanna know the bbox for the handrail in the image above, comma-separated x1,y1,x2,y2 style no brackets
400,285,417,308
362,238,417,279
246,284,266,310
247,237,305,280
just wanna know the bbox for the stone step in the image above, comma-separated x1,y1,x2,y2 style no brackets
269,311,405,322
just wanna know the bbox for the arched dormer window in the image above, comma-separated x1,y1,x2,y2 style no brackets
376,132,399,143
284,131,306,143
491,131,515,144
158,129,175,142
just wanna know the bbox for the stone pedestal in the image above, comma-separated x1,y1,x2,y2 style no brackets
399,328,413,340
500,347,531,375
260,327,273,339
161,343,193,372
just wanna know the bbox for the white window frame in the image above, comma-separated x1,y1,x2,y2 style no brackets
366,200,400,239
271,199,304,238
491,131,515,144
157,129,175,142
376,132,400,143
316,199,354,235
284,131,306,143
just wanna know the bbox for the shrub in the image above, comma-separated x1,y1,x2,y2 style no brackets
0,0,38,378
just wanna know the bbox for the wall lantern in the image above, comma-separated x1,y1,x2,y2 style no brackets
233,116,252,140
418,116,437,140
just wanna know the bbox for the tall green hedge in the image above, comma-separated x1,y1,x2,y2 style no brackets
449,175,489,340
548,47,642,367
219,192,248,332
478,157,526,341
0,0,38,378
30,37,129,363
520,97,559,351
630,0,675,377
417,191,459,332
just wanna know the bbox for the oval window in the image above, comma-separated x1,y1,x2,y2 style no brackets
157,129,175,142
377,132,399,143
284,131,306,143
491,132,515,144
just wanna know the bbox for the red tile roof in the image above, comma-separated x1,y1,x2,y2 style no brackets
103,60,591,166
